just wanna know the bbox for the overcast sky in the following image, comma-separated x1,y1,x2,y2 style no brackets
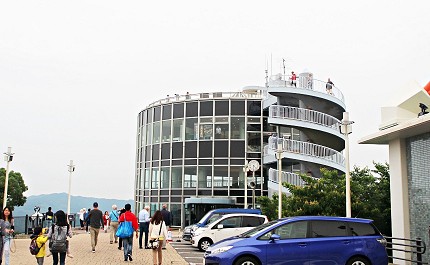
0,1,429,200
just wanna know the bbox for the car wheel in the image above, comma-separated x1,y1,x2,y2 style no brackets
198,238,213,251
234,256,260,265
347,256,370,265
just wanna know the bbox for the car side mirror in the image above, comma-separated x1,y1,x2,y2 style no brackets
270,234,281,242
217,224,224,229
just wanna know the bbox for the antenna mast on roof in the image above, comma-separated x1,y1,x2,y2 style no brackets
265,57,269,88
282,58,286,85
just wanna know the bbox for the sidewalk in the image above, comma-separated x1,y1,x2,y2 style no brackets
11,228,188,265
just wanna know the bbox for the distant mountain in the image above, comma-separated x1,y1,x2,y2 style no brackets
13,193,134,216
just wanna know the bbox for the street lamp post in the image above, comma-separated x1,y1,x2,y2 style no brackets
274,138,283,219
340,112,354,217
67,160,75,216
247,160,260,209
3,147,14,209
243,161,249,209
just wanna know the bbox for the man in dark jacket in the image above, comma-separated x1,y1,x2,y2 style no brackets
160,204,172,249
88,202,103,253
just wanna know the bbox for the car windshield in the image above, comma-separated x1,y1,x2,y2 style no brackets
197,211,214,225
238,220,280,238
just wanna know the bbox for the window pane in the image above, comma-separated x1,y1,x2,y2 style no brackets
144,169,150,189
146,108,153,124
247,101,261,116
172,142,183,159
311,221,347,237
231,100,245,115
199,124,213,140
230,166,245,188
172,119,184,142
266,221,307,240
199,141,212,158
242,216,265,227
215,124,229,139
154,106,161,121
160,167,170,189
185,141,197,158
152,144,159,160
161,143,170,160
348,222,378,236
214,141,228,157
185,118,198,140
231,117,245,139
153,122,160,144
186,102,198,117
230,141,245,157
198,166,212,188
162,120,171,142
219,216,241,228
214,166,229,188
173,103,184,119
200,101,213,116
146,123,152,145
171,167,183,188
215,101,229,116
184,166,197,188
247,132,261,152
152,168,159,189
162,104,172,120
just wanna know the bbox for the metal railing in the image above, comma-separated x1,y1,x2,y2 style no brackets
267,137,345,166
268,74,345,103
385,236,428,265
268,168,306,187
269,105,341,132
147,91,263,108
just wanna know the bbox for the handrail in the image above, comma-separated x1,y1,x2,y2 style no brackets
384,236,428,265
146,91,263,108
267,137,345,166
268,168,306,187
269,105,341,131
268,74,345,103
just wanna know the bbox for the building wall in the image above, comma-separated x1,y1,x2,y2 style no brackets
406,132,430,263
135,97,267,227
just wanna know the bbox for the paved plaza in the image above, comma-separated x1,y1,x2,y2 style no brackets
10,228,189,265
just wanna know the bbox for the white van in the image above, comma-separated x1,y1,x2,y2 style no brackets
191,213,268,251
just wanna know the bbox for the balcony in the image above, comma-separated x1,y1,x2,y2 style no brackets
264,137,345,173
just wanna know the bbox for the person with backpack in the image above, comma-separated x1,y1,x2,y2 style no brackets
30,226,48,265
47,210,72,265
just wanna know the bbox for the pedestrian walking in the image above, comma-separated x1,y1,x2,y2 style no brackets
118,204,138,261
79,209,85,230
47,210,72,265
84,208,91,233
117,208,126,250
2,206,14,265
160,204,172,249
149,210,168,265
103,211,110,233
31,226,48,265
88,202,103,253
138,205,150,249
109,205,119,244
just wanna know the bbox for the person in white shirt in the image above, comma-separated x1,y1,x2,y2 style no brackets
138,205,151,249
149,210,168,265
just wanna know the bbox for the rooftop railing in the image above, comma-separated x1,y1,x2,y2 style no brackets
268,74,345,103
147,91,263,108
267,137,345,166
269,105,341,132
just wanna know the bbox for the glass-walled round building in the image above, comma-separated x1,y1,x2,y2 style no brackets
135,92,266,227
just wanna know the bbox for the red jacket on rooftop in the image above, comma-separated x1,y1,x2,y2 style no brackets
119,211,139,231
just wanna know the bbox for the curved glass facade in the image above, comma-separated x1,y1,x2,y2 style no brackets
135,93,266,227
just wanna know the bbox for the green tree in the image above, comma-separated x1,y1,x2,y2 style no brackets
257,162,391,235
0,168,28,210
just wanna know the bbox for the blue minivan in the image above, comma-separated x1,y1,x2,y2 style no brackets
182,208,262,241
203,216,388,265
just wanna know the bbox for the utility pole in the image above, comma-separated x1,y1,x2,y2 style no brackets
67,160,75,216
3,147,14,209
340,112,354,217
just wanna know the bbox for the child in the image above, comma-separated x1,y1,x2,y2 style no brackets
31,226,48,265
